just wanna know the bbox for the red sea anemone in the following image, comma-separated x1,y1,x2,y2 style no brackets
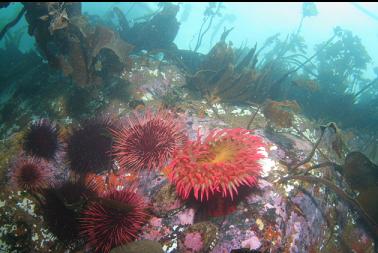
112,109,187,172
9,156,56,192
80,188,149,253
23,119,62,160
67,118,115,174
166,128,265,216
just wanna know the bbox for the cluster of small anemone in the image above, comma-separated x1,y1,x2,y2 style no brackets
7,108,265,252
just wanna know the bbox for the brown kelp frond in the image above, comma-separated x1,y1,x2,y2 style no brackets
277,123,378,241
279,175,378,239
187,29,264,104
22,3,134,87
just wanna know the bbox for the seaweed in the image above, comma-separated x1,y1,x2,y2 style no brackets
0,5,26,40
262,99,301,128
117,3,180,52
316,29,371,92
20,2,133,87
187,29,267,104
282,28,378,133
3,25,27,50
295,2,318,35
192,2,225,52
278,123,378,245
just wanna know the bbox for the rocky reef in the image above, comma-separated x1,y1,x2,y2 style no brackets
0,2,377,253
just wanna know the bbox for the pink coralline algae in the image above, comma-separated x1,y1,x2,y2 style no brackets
184,232,204,252
241,231,262,250
176,208,195,225
149,217,162,227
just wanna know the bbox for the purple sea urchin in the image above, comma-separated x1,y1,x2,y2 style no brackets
67,118,115,174
41,181,96,247
9,156,56,192
23,119,62,160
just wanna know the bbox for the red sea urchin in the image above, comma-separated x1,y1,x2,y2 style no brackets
80,188,149,253
9,156,55,192
166,128,265,216
112,109,187,172
67,118,115,174
23,119,62,160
